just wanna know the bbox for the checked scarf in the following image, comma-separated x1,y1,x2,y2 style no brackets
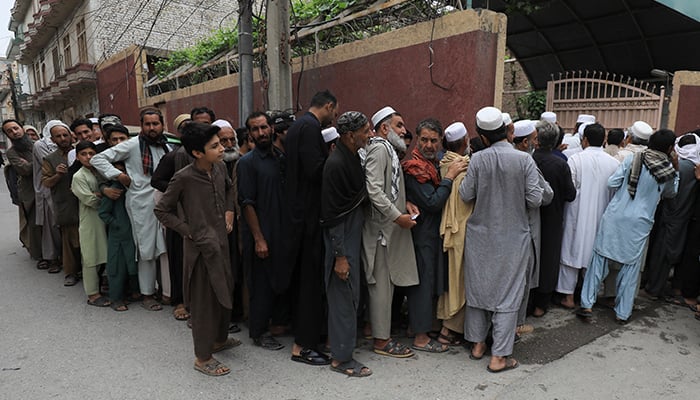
359,136,401,202
627,149,676,198
401,147,440,186
139,133,170,176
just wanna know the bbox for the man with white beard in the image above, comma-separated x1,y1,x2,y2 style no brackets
361,106,419,358
212,120,240,173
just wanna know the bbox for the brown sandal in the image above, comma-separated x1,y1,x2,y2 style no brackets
173,304,190,320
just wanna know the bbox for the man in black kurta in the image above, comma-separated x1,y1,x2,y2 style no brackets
284,90,337,365
321,111,371,377
237,112,288,351
531,121,576,316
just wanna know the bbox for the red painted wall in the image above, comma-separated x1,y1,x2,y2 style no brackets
98,30,499,133
675,85,700,134
294,30,498,135
96,54,141,126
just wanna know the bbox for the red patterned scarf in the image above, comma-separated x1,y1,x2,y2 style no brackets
401,147,440,186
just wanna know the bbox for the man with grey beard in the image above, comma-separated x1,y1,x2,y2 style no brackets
361,106,419,358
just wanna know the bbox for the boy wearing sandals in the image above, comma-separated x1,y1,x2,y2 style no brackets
155,123,237,377
98,159,139,311
321,112,372,377
71,141,110,307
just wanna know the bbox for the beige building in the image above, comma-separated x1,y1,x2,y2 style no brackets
7,0,238,125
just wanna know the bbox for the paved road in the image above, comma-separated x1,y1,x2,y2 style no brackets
0,169,698,400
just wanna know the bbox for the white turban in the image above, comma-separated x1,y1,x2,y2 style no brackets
42,120,70,138
675,133,700,165
212,119,233,129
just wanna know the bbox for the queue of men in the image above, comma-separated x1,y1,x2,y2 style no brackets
2,91,700,378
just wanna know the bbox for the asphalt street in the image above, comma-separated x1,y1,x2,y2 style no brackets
0,168,698,400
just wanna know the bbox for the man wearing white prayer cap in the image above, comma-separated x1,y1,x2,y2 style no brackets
618,120,653,160
512,119,554,335
563,122,591,158
513,120,538,154
362,105,418,358
435,121,472,341
459,106,543,373
322,126,340,152
370,106,408,156
502,113,514,143
541,112,557,124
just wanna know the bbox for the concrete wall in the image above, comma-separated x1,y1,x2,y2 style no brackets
132,9,507,133
669,71,700,134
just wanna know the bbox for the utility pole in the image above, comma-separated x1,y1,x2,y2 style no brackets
266,0,293,113
238,0,254,126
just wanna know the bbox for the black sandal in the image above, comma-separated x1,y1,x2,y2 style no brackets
330,359,372,377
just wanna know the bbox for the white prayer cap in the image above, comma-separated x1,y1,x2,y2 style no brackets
576,114,596,124
322,127,339,143
541,111,557,123
371,106,397,129
628,120,653,140
476,106,504,131
212,119,233,129
445,122,467,142
89,117,99,125
513,120,536,138
502,113,513,125
577,122,592,137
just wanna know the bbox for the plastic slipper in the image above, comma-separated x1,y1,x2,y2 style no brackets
36,260,50,270
110,301,128,312
87,296,111,307
330,359,372,377
411,338,448,353
291,348,331,365
141,297,162,311
373,339,414,358
193,358,230,377
213,338,242,353
487,358,519,373
438,332,465,346
576,308,593,319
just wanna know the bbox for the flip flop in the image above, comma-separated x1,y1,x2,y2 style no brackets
193,358,230,377
141,297,163,311
330,359,372,377
487,358,519,373
87,296,111,307
411,338,448,353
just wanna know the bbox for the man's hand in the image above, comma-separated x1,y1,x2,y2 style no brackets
102,187,123,200
255,237,269,259
395,214,417,229
445,160,468,180
225,211,234,234
55,163,68,175
557,143,568,151
406,201,420,216
117,172,131,188
334,256,350,281
670,151,679,171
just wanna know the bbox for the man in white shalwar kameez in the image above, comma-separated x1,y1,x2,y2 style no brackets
91,109,170,310
557,123,619,308
32,125,61,269
459,107,543,373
